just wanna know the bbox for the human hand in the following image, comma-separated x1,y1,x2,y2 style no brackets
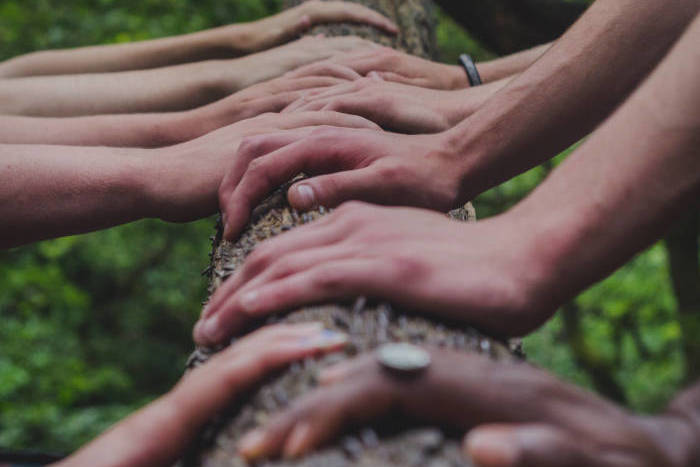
289,47,468,90
147,111,380,223
236,348,689,467
55,322,348,467
284,75,467,133
194,68,357,133
195,203,549,346
243,1,398,52
235,35,380,90
217,126,471,240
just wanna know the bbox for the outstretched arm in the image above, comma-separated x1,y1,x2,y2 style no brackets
0,111,378,249
0,1,396,78
0,36,376,117
0,72,352,146
197,12,700,345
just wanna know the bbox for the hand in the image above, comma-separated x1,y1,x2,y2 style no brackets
236,348,688,467
284,75,452,132
193,69,357,134
195,203,548,346
147,111,380,223
217,126,471,240
284,75,466,133
289,47,468,90
243,1,398,52
56,322,348,467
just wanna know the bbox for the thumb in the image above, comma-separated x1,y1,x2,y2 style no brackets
464,424,605,467
288,168,382,211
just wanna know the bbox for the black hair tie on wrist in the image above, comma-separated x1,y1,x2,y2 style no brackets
459,54,482,87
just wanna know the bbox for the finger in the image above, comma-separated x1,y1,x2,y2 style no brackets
195,243,365,346
286,61,363,81
274,111,380,131
310,2,399,34
173,323,348,425
373,71,424,86
227,258,394,320
464,424,621,467
239,359,396,460
222,130,368,240
288,167,389,211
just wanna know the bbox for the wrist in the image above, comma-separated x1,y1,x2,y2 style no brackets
139,144,217,223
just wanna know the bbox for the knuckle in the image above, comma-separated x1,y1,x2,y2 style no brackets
388,254,427,283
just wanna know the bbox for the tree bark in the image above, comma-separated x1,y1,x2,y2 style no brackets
181,2,515,466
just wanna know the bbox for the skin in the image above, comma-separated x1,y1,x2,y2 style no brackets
291,42,551,90
195,12,700,345
0,68,359,147
283,73,512,133
0,1,397,78
236,348,700,467
52,322,349,467
216,0,699,241
0,111,379,249
0,35,378,117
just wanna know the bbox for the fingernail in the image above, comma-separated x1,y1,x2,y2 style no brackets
239,429,268,460
200,315,221,344
239,290,258,313
466,430,518,467
284,422,313,458
293,184,316,209
301,329,348,349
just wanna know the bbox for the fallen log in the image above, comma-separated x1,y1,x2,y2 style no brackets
181,2,517,466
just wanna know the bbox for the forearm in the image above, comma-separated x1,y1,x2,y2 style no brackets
0,60,229,116
0,26,250,78
0,112,208,147
449,0,699,199
0,144,156,248
509,14,700,310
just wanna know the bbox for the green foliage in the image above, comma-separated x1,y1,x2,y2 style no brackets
0,0,694,456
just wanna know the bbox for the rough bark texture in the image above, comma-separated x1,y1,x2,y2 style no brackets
181,2,517,466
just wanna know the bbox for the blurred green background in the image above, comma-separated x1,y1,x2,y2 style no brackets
0,0,697,455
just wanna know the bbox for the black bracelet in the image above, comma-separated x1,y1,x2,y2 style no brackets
459,53,482,87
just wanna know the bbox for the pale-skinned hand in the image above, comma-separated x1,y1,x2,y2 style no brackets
195,203,550,346
148,112,380,223
287,47,468,90
194,70,357,132
55,322,348,467
236,348,691,467
217,127,470,240
284,75,464,133
242,1,398,52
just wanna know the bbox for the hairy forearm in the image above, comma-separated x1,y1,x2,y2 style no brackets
449,0,699,199
510,13,700,309
0,25,250,79
0,144,155,248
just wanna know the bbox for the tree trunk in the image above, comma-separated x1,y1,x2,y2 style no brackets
181,2,515,466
